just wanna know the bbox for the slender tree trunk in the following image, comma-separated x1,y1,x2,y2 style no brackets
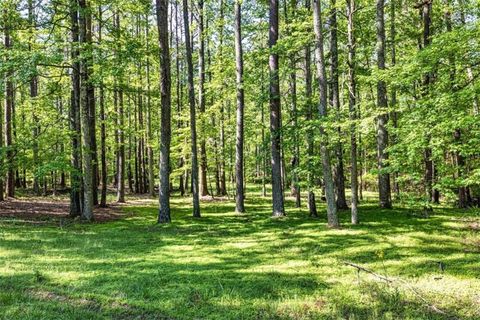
347,0,358,224
420,0,434,203
313,0,339,227
98,6,107,208
79,0,94,221
157,0,172,223
234,0,245,213
198,0,209,197
116,13,125,203
330,0,348,210
69,0,82,217
4,8,15,199
390,0,400,198
269,0,285,217
183,0,201,217
376,0,392,209
144,18,155,197
305,0,317,217
87,6,97,206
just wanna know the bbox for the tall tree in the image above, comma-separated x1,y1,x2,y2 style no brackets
313,0,339,227
329,0,348,209
234,0,245,213
4,4,15,198
304,0,317,217
269,0,285,217
79,0,94,221
347,0,358,224
376,0,392,209
157,0,172,223
69,0,82,216
198,0,209,196
183,0,201,217
116,13,126,203
98,5,107,208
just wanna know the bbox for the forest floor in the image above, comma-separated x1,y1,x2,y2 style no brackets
0,188,479,320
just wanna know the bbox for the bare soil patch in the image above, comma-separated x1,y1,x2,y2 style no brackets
0,198,126,224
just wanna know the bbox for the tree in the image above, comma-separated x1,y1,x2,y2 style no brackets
157,0,172,223
79,0,94,221
329,0,348,210
347,0,358,224
183,0,201,217
234,0,245,214
313,0,339,227
269,0,285,217
376,0,392,209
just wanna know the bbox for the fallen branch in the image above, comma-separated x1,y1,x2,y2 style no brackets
343,261,456,319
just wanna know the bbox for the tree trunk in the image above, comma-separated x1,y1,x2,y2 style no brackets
4,8,15,199
183,0,201,217
156,0,172,223
198,0,209,197
347,0,359,224
269,0,285,217
69,0,82,217
329,0,348,210
305,0,317,217
234,0,245,213
313,0,339,227
79,0,94,221
116,13,126,203
98,6,107,208
376,0,392,209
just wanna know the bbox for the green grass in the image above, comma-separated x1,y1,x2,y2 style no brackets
1,188,479,319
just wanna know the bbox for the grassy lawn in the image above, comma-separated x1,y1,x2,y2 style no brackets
1,189,479,319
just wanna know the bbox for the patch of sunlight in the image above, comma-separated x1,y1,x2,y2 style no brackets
228,241,258,249
247,260,311,273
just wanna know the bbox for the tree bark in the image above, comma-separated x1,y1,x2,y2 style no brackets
305,0,317,217
269,0,285,217
116,13,126,203
69,0,82,217
313,0,339,227
376,0,392,209
183,0,201,217
4,7,15,199
329,0,348,210
79,0,94,221
98,6,107,208
234,0,245,213
156,0,172,223
347,0,359,224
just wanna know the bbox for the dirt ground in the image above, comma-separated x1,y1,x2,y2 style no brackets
0,197,126,224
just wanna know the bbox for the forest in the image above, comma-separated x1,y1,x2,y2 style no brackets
0,0,479,319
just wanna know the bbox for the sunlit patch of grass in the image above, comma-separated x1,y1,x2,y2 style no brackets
0,187,479,319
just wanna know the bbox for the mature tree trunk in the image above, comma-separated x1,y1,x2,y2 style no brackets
329,0,348,210
69,0,82,217
144,17,155,197
98,6,107,208
234,0,246,213
116,13,126,203
79,0,94,221
87,7,97,206
4,8,15,199
313,0,339,227
156,0,172,223
420,0,434,203
269,0,285,217
157,0,171,223
183,0,201,217
198,0,209,197
347,0,359,224
304,0,317,217
376,0,392,209
218,0,227,197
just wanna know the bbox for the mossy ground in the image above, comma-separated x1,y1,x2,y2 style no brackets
1,187,479,319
